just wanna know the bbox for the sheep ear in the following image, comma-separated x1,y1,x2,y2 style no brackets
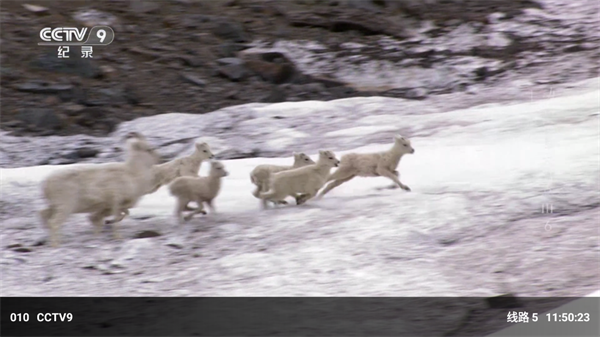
196,142,206,149
319,150,325,155
293,152,298,157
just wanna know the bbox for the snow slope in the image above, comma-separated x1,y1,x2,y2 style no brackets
1,79,598,298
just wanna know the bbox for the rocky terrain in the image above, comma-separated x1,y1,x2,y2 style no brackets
1,0,599,143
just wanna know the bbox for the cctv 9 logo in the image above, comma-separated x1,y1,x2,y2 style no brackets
39,26,114,45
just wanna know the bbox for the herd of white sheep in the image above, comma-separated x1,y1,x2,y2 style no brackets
39,132,415,247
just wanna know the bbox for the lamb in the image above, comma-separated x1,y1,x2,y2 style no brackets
317,135,415,199
147,142,214,194
250,152,315,200
259,150,340,208
39,137,161,247
168,161,228,225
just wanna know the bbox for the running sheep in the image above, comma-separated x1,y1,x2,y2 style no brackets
259,150,340,208
147,142,214,194
39,137,161,247
250,152,315,204
317,135,414,198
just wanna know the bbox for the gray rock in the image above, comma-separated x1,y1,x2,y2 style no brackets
22,4,49,14
30,51,101,79
487,12,506,24
303,82,326,93
261,87,287,103
74,147,100,159
0,67,20,83
216,147,260,160
182,14,213,28
135,230,162,239
405,87,428,99
212,20,248,42
444,23,482,54
14,82,73,94
129,0,161,14
16,108,63,130
218,43,248,58
487,32,512,48
217,64,246,81
180,73,207,87
166,238,185,249
216,57,245,66
177,54,203,67
73,9,118,27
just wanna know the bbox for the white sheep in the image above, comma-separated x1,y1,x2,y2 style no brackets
102,131,153,224
259,150,340,208
168,161,228,225
317,135,415,198
39,137,160,247
250,152,315,203
147,142,214,194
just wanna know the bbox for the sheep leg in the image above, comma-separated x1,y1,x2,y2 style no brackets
47,208,70,248
253,180,271,200
296,190,318,205
317,173,356,198
39,207,54,229
109,201,123,240
105,209,129,225
381,170,401,189
183,202,206,221
260,190,275,208
251,186,260,198
378,168,410,191
261,180,285,205
184,204,197,211
262,199,269,209
294,194,308,204
206,200,216,214
174,198,188,226
89,210,108,236
260,190,285,209
252,183,262,198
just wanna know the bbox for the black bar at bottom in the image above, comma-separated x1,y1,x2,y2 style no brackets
1,297,598,337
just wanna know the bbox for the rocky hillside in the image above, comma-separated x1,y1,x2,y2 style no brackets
1,0,598,138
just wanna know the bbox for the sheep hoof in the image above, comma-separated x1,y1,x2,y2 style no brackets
401,185,411,191
200,211,207,215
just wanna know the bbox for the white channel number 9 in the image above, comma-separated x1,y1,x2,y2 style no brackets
97,29,106,43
